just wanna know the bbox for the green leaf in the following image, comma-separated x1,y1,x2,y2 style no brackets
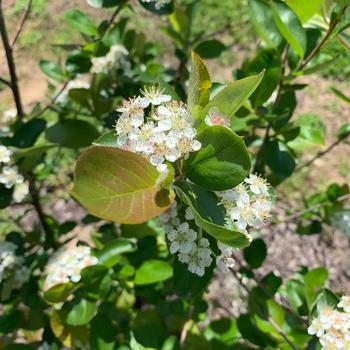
67,299,97,326
138,0,173,15
96,238,136,267
194,40,226,59
93,131,118,147
39,60,66,81
183,126,251,191
12,119,47,148
173,257,214,299
65,54,92,74
288,113,326,151
87,0,125,8
331,86,350,104
44,283,75,304
134,259,173,285
337,123,350,139
71,146,175,224
175,181,251,248
270,1,307,58
65,10,98,36
0,185,13,209
248,0,283,47
188,52,212,115
304,267,329,308
0,311,23,333
45,120,99,148
243,238,267,269
198,72,264,124
286,0,324,23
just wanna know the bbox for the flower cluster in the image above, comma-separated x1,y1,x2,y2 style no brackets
216,241,235,272
159,202,212,276
0,144,28,202
44,245,98,291
217,174,273,233
0,241,30,290
91,44,130,74
140,0,172,10
115,86,201,169
308,297,350,349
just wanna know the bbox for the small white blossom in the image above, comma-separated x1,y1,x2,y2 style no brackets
205,107,231,128
0,166,23,189
140,0,171,10
178,238,212,277
44,245,98,291
339,296,350,313
141,86,171,106
0,145,11,164
167,222,197,254
245,174,269,195
185,207,195,221
13,182,29,202
216,242,235,273
0,241,29,289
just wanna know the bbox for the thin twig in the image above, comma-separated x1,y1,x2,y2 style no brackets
295,131,350,172
337,34,350,52
0,76,11,87
299,5,348,71
0,0,24,118
11,0,32,48
230,268,298,350
101,4,124,40
270,193,350,225
28,174,57,249
32,79,71,118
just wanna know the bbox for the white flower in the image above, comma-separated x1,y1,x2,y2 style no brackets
245,174,269,195
176,136,201,159
0,166,23,189
178,238,212,277
91,44,130,74
0,145,12,164
167,222,197,254
44,245,98,291
150,133,181,166
205,107,231,128
217,184,250,209
185,207,195,221
3,109,17,120
308,316,328,337
216,242,235,273
141,86,171,106
338,296,350,313
140,0,172,10
228,204,259,230
13,182,29,202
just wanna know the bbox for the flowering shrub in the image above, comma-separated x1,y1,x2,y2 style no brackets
0,0,350,349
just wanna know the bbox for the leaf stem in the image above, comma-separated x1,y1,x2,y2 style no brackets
11,0,32,48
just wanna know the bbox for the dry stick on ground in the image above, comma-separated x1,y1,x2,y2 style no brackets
0,0,24,118
295,131,350,172
11,0,32,48
229,267,299,350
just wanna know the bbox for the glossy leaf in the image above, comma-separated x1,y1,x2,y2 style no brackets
188,52,212,115
39,60,66,81
96,238,136,267
87,0,125,8
65,10,98,36
0,185,13,209
93,130,118,147
67,299,97,326
71,146,175,224
198,72,264,124
286,0,324,23
12,119,47,148
183,126,251,191
173,257,214,299
270,1,307,58
44,283,75,304
45,120,99,149
134,259,173,285
194,40,226,59
248,0,283,47
175,181,251,248
243,239,267,269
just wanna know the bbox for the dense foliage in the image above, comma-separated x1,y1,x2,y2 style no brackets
0,0,350,349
